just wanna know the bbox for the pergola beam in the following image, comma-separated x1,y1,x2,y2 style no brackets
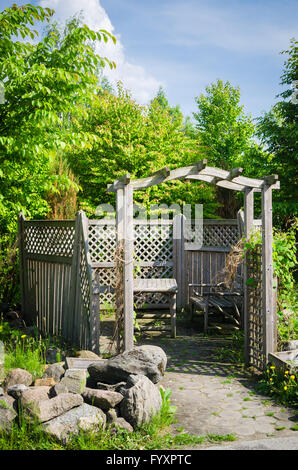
108,164,280,193
186,174,246,192
107,173,131,193
128,160,208,191
226,167,243,180
151,166,171,178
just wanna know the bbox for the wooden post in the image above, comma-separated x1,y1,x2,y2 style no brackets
123,184,134,351
18,213,26,322
243,188,254,366
81,211,100,354
173,214,185,309
261,185,274,362
170,292,177,338
68,211,81,345
273,277,278,352
115,188,124,352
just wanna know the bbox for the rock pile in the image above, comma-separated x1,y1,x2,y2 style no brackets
0,345,166,442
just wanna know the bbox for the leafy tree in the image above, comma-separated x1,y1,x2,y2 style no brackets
256,39,298,226
193,80,256,216
193,79,255,169
0,4,116,302
153,87,183,125
67,84,217,217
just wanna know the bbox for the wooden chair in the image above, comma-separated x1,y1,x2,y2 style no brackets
189,278,243,334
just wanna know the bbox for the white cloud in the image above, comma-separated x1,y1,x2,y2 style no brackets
39,0,162,103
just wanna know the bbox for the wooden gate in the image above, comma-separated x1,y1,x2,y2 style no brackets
18,211,99,353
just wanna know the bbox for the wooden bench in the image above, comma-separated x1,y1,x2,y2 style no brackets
134,278,178,338
189,282,243,334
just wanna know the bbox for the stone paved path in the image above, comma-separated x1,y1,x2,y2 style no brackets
138,332,298,447
99,314,297,447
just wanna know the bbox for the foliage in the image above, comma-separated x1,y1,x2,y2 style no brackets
256,39,298,226
67,83,218,218
0,237,19,304
193,79,255,169
0,321,46,379
257,365,298,407
193,79,257,217
0,5,116,303
243,221,297,347
4,337,46,381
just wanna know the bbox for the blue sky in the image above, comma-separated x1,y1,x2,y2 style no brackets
2,0,297,121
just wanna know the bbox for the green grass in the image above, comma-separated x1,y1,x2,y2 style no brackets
0,389,237,450
4,341,46,380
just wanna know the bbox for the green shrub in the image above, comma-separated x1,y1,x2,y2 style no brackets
257,365,298,407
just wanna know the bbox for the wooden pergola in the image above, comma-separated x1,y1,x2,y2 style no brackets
107,160,279,365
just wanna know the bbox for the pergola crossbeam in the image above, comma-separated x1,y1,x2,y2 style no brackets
107,164,279,193
107,173,130,192
186,174,246,191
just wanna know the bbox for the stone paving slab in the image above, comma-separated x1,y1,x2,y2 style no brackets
203,436,298,450
138,332,298,446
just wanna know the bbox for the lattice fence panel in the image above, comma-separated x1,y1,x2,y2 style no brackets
24,222,75,257
246,244,264,371
88,223,116,265
184,221,240,247
88,221,174,308
75,233,92,349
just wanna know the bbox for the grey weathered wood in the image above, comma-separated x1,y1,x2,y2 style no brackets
169,292,177,338
186,174,246,191
264,174,279,186
24,253,73,264
69,212,81,345
173,214,184,308
18,213,26,322
243,188,254,366
226,167,243,180
128,161,208,191
262,184,274,361
123,184,134,351
134,278,178,293
184,245,231,252
107,173,131,192
81,211,100,354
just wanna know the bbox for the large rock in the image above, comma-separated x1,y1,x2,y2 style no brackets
34,378,56,388
0,395,17,432
60,369,86,394
20,386,50,407
88,345,167,385
43,363,65,383
0,394,15,409
49,383,68,398
7,384,28,400
42,403,106,442
120,374,162,429
82,387,123,411
110,417,133,434
3,368,33,390
24,392,83,423
75,350,100,360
